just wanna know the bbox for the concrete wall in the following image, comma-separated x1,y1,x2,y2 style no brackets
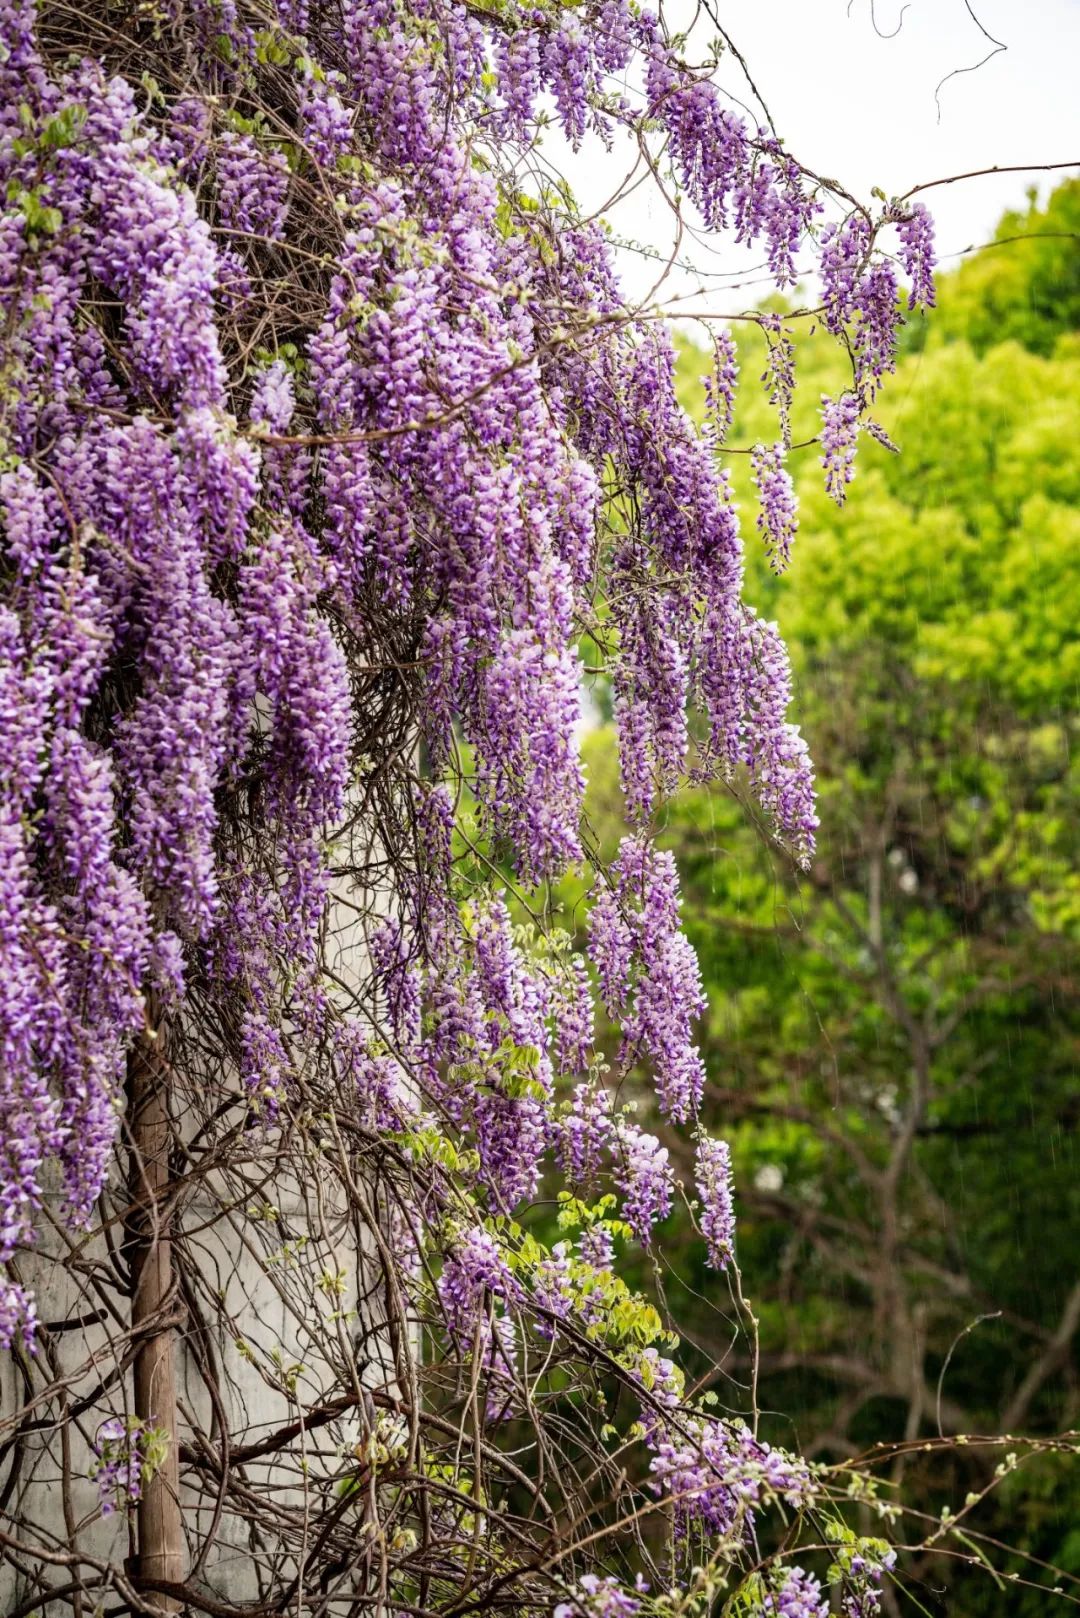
1,858,406,1613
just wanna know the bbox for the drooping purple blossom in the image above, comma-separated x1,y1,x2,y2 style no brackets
437,1226,519,1349
91,1417,143,1516
821,213,872,334
821,392,861,505
613,1121,673,1245
533,1240,575,1334
840,1546,898,1617
577,1222,615,1273
240,1008,290,1117
759,1567,829,1618
633,1346,684,1427
894,201,936,309
696,1134,736,1271
553,953,594,1077
704,329,739,447
641,33,819,286
168,97,210,177
298,70,353,168
0,1280,38,1353
555,1573,648,1618
338,1029,414,1135
545,18,592,148
148,931,186,1006
557,1082,614,1186
852,257,901,394
216,131,290,240
474,1089,549,1211
751,443,799,573
497,27,542,141
371,920,422,1048
480,609,586,879
735,613,819,865
590,839,706,1122
647,1414,814,1539
761,317,796,446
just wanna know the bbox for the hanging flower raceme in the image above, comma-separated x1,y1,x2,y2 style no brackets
590,839,706,1124
752,442,799,572
821,392,863,504
612,1120,674,1244
894,202,937,309
555,1573,649,1618
757,1567,829,1617
437,1225,520,1350
705,330,740,447
91,1418,144,1517
646,1412,815,1541
696,1134,736,1271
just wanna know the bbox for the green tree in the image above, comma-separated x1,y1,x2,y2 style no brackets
909,179,1080,358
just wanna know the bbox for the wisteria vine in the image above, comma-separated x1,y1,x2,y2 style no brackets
0,0,941,1612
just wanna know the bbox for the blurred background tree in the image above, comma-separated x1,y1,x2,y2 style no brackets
574,181,1080,1614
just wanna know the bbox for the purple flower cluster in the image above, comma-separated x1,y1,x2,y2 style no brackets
557,1082,614,1186
0,24,371,1263
817,199,935,458
168,96,210,177
734,614,819,863
751,443,799,573
240,1009,290,1117
633,1347,684,1441
840,1545,898,1617
437,1226,519,1349
895,201,936,309
546,18,592,148
759,1567,829,1618
0,1280,37,1353
572,308,818,859
91,1417,143,1516
821,216,903,396
704,330,739,447
554,1573,648,1618
216,131,290,240
821,393,862,505
371,920,422,1048
647,1414,815,1541
641,27,818,287
437,1227,523,1417
577,1222,615,1274
298,70,352,168
590,839,706,1123
492,1,635,147
851,258,901,394
612,1121,673,1245
532,1240,574,1333
761,318,797,446
821,214,873,335
418,897,559,1209
554,953,594,1078
696,1134,736,1271
530,1230,617,1340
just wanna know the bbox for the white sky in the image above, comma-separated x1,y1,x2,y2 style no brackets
541,0,1080,318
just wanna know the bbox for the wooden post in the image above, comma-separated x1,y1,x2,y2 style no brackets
128,1029,184,1612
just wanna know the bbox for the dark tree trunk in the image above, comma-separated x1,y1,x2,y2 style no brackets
127,1028,184,1612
